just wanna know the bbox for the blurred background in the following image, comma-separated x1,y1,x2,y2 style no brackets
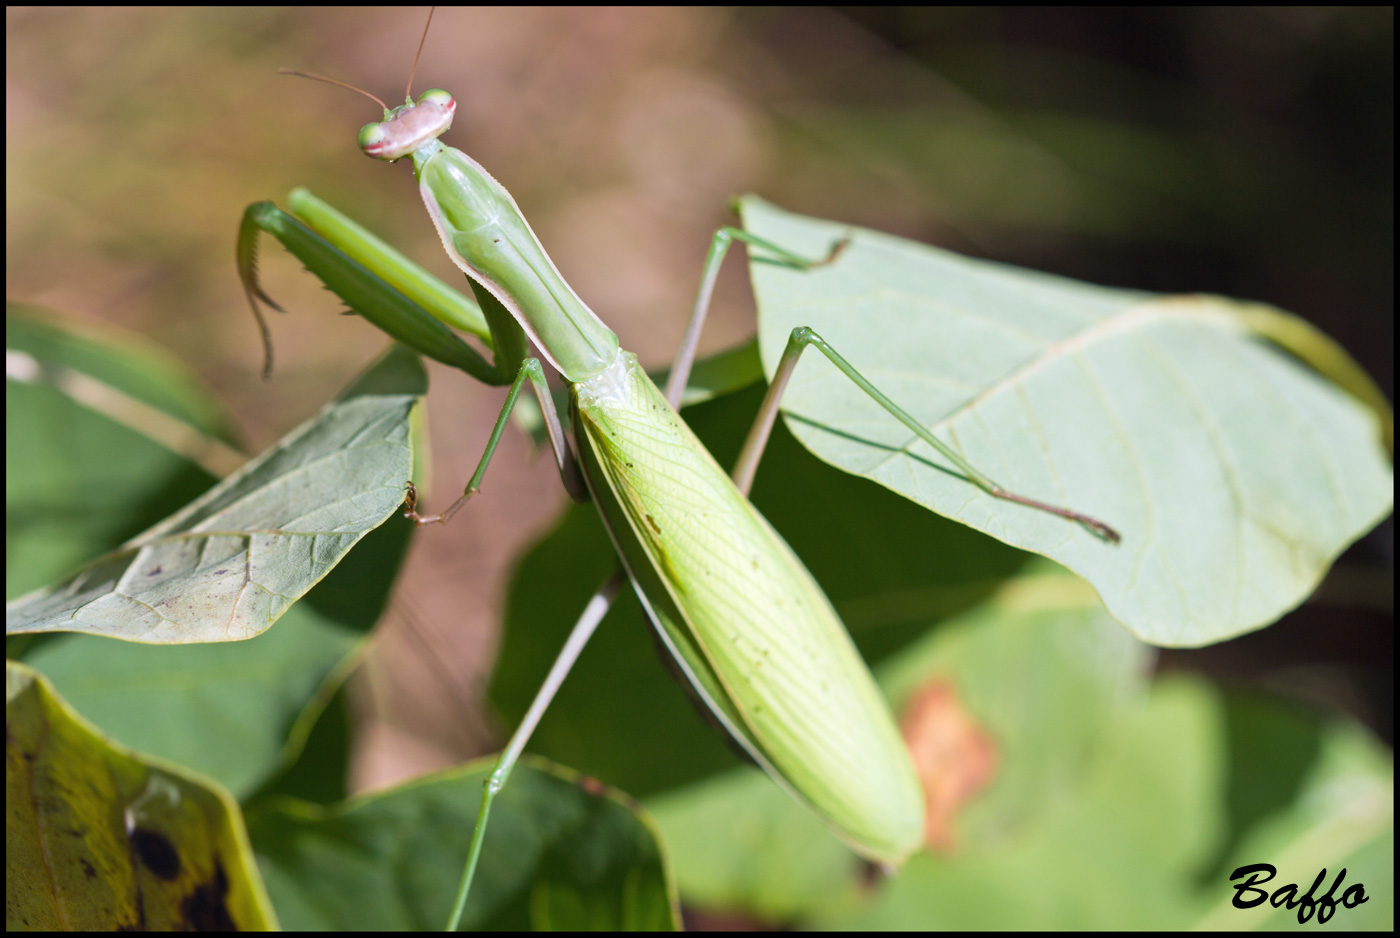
7,7,1392,789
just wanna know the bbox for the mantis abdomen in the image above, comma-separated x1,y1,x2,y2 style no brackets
574,351,925,864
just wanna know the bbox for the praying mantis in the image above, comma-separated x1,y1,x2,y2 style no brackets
235,11,1122,929
8,3,1388,935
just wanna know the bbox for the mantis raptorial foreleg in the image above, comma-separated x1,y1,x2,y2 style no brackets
241,191,590,517
239,195,505,383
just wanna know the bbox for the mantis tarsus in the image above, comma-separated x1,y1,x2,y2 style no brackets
239,11,1120,930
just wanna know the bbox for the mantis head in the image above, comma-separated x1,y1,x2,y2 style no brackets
276,66,456,164
359,89,456,162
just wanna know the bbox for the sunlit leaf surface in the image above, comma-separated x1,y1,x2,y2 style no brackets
743,197,1393,646
6,348,425,644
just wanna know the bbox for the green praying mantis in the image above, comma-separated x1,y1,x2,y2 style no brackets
238,12,1120,931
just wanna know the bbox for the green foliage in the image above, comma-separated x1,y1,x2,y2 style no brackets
7,9,1391,930
5,204,1391,930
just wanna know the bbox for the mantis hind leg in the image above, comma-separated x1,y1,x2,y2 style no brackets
446,570,628,930
731,327,1121,543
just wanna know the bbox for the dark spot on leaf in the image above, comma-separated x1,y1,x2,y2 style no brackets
147,566,162,576
130,827,180,880
644,513,661,534
181,860,236,930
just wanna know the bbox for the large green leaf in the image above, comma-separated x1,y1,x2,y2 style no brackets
741,197,1393,647
829,677,1393,931
6,661,278,930
247,756,678,931
6,345,425,644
